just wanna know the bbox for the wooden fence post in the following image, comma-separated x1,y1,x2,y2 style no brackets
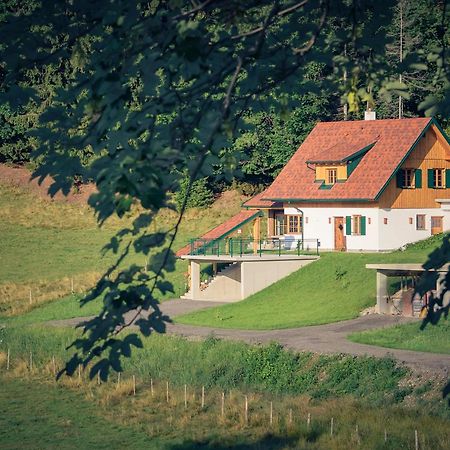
133,375,136,396
166,381,169,403
221,392,225,418
29,352,33,371
269,401,273,425
6,348,10,370
307,412,311,430
201,386,205,409
415,430,419,450
184,384,187,409
151,378,154,397
330,417,334,436
52,355,56,376
244,395,248,425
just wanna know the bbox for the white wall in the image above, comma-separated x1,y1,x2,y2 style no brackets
284,206,380,251
284,205,450,252
378,208,450,250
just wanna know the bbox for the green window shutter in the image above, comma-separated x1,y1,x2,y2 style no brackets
427,169,435,188
446,169,450,188
415,169,422,188
345,216,351,235
396,170,404,188
360,216,366,236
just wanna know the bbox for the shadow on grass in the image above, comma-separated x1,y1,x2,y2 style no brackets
167,433,302,449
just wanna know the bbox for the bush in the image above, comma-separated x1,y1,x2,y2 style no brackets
174,174,214,210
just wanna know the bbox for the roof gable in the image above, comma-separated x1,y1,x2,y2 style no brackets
263,117,434,202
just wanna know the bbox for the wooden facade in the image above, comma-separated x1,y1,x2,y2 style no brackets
378,125,450,209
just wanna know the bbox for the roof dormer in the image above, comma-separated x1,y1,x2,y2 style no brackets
307,136,378,189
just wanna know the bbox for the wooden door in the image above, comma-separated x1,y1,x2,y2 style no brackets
334,217,346,251
431,216,443,235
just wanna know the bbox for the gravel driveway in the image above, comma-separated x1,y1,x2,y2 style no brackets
49,299,450,376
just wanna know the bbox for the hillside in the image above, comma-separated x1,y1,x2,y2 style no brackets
0,177,245,316
177,235,447,329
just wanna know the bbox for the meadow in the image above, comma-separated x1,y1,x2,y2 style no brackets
1,179,450,448
0,182,243,315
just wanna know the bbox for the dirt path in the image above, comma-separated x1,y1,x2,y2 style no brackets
49,299,450,376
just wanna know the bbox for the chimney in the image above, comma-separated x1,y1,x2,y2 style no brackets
364,109,376,121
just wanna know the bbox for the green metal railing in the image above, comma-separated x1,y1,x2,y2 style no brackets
189,237,320,257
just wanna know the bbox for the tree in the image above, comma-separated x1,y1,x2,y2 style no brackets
0,0,448,379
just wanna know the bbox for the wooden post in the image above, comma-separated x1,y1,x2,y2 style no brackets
184,384,187,409
307,412,311,430
133,375,136,396
97,371,100,385
221,392,225,418
6,348,10,370
201,386,205,408
252,218,261,255
355,424,360,445
384,429,387,442
29,352,33,371
71,277,74,294
289,408,293,425
78,365,81,381
269,401,273,425
330,417,334,436
117,372,121,386
415,430,419,450
29,289,32,305
150,378,154,397
52,355,56,376
244,395,248,424
166,381,169,403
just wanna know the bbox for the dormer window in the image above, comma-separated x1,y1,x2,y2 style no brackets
327,168,337,185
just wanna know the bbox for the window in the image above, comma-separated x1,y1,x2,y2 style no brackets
403,169,415,188
274,215,302,235
352,215,362,235
416,214,426,230
397,168,422,189
327,168,337,185
288,215,302,234
345,215,366,236
275,214,285,236
428,168,447,188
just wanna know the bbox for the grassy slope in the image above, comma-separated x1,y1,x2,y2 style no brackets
348,320,450,354
0,183,244,314
177,235,447,330
0,376,158,450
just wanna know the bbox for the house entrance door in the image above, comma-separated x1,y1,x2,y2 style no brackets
334,217,346,251
431,216,443,235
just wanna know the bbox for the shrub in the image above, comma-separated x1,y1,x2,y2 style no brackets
174,174,214,210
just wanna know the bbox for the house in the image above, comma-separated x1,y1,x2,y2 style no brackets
243,116,450,251
177,116,450,257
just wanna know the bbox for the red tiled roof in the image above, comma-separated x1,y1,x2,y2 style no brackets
305,135,378,163
243,189,282,208
263,118,432,201
176,209,261,257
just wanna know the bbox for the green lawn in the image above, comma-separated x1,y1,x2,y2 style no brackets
0,376,158,450
348,320,450,354
0,183,243,314
177,235,447,330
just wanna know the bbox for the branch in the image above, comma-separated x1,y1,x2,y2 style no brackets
293,0,328,55
172,0,217,20
232,0,309,40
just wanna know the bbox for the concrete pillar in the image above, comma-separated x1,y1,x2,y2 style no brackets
190,260,201,298
376,271,390,314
